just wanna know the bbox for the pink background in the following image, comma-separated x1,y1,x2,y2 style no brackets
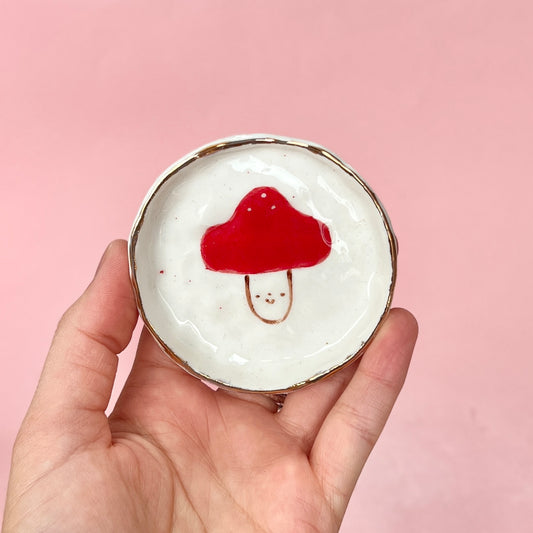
1,1,532,530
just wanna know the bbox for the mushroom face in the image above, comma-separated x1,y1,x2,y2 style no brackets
245,270,293,324
201,186,331,324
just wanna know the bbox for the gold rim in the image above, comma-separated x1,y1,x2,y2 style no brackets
128,135,398,394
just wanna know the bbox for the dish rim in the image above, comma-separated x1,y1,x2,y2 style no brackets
128,134,398,393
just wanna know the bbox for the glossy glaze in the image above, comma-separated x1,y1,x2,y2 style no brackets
129,135,396,392
201,186,332,274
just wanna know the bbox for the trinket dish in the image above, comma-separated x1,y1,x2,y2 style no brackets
129,135,397,392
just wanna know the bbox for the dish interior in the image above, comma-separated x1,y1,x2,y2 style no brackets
131,139,395,392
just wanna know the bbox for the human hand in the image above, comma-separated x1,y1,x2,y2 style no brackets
3,240,417,532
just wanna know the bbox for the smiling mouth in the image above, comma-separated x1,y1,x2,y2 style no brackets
265,298,275,304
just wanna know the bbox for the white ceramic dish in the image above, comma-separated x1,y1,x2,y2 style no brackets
129,135,397,393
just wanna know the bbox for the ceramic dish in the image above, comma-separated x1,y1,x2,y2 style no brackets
129,135,397,393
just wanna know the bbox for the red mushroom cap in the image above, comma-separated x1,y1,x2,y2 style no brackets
201,187,332,274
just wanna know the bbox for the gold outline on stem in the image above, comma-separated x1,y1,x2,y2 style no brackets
244,269,293,324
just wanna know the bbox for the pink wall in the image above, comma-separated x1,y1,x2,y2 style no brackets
1,1,532,530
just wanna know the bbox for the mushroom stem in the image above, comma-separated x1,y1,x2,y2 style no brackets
245,270,293,324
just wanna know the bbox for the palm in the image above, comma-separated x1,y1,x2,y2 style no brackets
109,343,338,532
3,241,417,532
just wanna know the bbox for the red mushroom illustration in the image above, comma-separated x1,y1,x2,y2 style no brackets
200,186,332,324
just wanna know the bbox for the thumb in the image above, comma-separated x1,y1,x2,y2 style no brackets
23,240,138,448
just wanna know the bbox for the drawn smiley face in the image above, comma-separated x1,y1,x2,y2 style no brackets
245,270,293,324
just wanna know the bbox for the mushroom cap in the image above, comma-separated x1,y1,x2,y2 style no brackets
201,187,332,274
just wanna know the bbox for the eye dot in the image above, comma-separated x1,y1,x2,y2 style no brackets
261,193,267,198
280,292,285,297
271,205,276,210
255,294,260,298
247,207,252,212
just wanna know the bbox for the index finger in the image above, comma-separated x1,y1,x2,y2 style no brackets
25,240,138,447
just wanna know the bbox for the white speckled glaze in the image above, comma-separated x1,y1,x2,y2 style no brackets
129,135,396,392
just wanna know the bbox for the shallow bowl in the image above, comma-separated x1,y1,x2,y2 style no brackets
129,135,397,393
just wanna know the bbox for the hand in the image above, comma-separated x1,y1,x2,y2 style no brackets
3,240,417,532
